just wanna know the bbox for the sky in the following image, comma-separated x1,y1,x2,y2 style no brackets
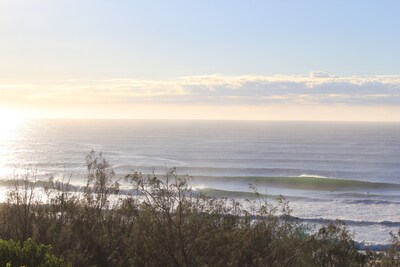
1,0,400,121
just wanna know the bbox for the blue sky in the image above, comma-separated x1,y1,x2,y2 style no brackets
1,1,400,120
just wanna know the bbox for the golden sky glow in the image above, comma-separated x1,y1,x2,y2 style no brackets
6,104,397,122
1,74,400,121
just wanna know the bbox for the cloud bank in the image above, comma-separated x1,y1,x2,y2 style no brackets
1,73,400,120
1,73,400,106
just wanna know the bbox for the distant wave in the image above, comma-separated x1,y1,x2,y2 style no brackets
3,173,400,194
298,174,328,179
198,188,279,199
342,199,400,205
0,179,83,192
192,175,400,191
128,166,356,178
287,216,400,228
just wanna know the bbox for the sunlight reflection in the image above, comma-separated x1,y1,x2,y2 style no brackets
0,111,25,140
0,110,26,184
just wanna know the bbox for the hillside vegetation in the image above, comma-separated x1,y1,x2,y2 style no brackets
0,151,399,266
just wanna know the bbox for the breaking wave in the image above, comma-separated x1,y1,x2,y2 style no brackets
193,175,400,191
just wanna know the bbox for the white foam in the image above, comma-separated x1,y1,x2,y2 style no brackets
298,174,328,179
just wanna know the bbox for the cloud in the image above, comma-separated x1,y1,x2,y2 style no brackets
309,71,336,78
1,74,400,107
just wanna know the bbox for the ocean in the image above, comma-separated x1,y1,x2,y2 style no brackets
1,119,400,247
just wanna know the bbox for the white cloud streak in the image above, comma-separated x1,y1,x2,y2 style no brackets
1,73,400,106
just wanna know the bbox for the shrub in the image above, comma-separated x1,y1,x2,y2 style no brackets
0,238,67,267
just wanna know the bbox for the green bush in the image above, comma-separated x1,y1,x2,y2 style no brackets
0,238,67,267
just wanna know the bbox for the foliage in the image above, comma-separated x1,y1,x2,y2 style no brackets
378,229,400,267
0,238,67,267
0,150,397,266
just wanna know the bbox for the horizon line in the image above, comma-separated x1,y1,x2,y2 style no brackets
22,117,400,123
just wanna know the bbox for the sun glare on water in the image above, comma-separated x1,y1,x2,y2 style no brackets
0,110,26,140
0,110,27,195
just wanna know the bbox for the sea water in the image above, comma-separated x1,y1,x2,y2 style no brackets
0,119,399,246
